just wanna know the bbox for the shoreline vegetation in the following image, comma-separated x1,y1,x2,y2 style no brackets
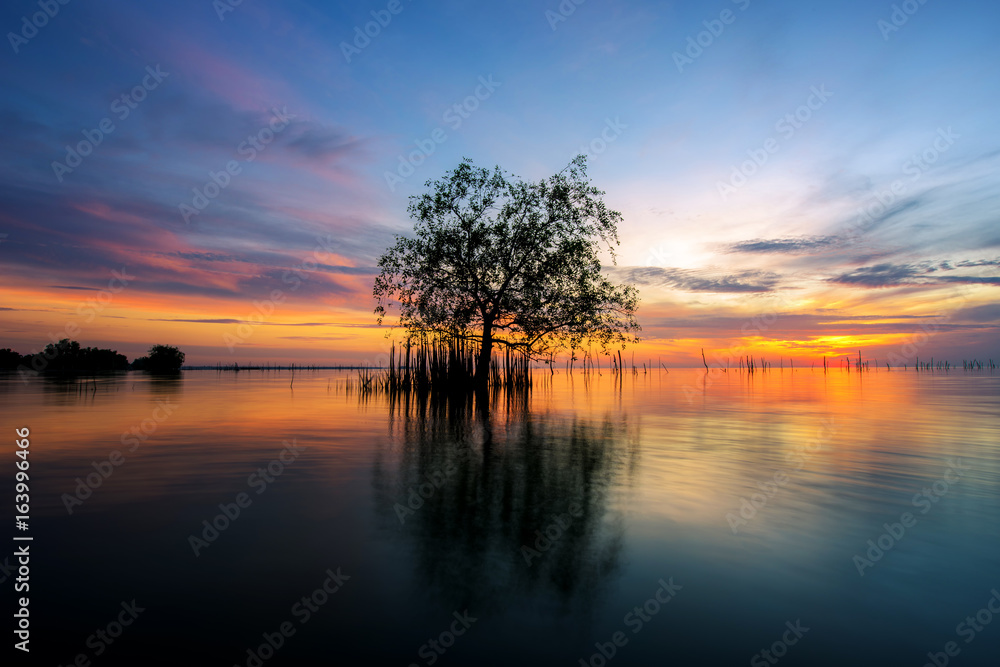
0,339,995,379
0,339,184,376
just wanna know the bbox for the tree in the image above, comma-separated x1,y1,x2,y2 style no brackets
0,348,23,370
134,344,185,372
374,155,640,384
12,339,128,373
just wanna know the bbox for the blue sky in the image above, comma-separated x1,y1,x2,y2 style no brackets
1,0,998,364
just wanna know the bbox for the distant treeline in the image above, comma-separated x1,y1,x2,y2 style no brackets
0,339,184,375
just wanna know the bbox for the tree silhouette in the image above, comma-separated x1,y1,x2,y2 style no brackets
132,344,185,372
11,339,128,374
374,155,640,384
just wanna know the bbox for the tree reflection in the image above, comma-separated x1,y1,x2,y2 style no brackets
371,389,638,615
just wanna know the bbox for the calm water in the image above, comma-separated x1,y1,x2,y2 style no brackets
2,368,999,666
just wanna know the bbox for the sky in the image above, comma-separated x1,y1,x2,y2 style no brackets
1,0,998,367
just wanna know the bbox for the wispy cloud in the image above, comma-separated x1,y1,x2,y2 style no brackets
828,261,1000,288
726,236,837,254
615,267,780,293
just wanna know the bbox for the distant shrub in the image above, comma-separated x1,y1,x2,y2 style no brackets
136,344,185,372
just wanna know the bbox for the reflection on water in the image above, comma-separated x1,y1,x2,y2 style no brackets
372,390,637,614
1,368,998,665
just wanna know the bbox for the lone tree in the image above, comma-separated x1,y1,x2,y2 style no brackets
374,155,640,384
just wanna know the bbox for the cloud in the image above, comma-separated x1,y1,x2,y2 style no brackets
828,261,1000,288
936,276,1000,285
47,285,103,291
956,258,1000,267
616,267,780,292
954,303,1000,323
726,236,837,254
284,124,366,161
278,335,351,342
148,319,332,326
828,263,930,287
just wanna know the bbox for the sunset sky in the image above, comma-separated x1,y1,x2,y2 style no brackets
1,0,998,366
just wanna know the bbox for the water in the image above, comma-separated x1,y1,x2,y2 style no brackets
3,368,999,666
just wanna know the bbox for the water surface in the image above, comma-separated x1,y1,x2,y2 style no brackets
3,368,999,665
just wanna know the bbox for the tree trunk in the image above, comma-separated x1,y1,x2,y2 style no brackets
476,322,493,388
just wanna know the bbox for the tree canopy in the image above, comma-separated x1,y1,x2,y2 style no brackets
374,155,640,379
6,339,129,374
132,344,185,372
